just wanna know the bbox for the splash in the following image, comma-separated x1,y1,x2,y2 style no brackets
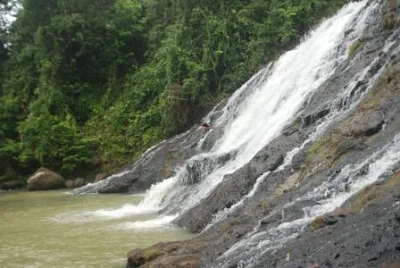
115,215,179,231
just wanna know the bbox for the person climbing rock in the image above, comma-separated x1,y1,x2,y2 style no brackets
200,122,211,133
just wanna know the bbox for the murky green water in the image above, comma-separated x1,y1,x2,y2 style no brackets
0,190,192,268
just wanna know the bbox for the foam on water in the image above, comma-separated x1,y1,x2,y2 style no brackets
89,204,158,219
50,205,157,224
115,215,179,231
50,194,158,224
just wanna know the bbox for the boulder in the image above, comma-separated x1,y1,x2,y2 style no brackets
342,110,384,137
74,178,86,187
65,180,75,188
27,168,65,191
127,241,200,268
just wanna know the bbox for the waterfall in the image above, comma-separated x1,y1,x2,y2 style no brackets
135,0,372,217
73,0,389,232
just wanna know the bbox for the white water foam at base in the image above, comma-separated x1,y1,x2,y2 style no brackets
89,204,158,219
50,199,159,224
115,215,179,231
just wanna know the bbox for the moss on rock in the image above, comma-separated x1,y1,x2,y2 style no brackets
348,39,366,58
383,0,400,30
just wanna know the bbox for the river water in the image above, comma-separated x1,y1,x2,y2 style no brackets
0,191,192,268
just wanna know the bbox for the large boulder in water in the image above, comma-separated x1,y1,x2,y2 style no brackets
73,178,86,188
27,168,65,191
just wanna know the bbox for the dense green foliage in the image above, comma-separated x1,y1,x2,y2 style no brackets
0,0,349,179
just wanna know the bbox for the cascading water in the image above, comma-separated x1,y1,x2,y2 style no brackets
124,0,374,221
71,0,386,230
216,134,400,268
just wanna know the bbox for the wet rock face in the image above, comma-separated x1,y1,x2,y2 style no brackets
174,133,299,232
183,154,232,186
343,110,384,137
97,172,133,194
254,182,400,268
83,125,208,194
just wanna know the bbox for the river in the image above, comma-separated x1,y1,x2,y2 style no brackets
0,190,192,268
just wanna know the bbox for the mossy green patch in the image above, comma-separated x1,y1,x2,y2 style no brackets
311,215,339,230
141,248,164,262
348,39,366,58
383,0,400,31
311,217,326,230
297,136,337,181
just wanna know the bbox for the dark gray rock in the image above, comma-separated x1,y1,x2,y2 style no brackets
302,107,331,127
76,125,207,194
